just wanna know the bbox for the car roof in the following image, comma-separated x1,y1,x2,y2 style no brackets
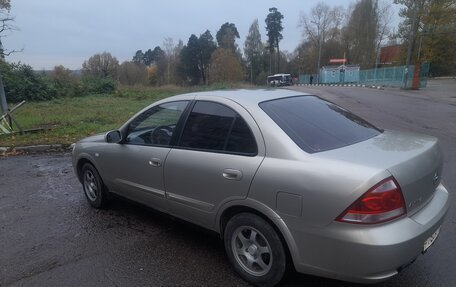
166,89,311,105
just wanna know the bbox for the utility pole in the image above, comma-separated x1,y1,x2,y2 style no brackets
317,33,322,84
0,38,8,116
0,71,7,116
403,0,419,89
312,20,323,84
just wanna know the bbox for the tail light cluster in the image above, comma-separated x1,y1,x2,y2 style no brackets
336,177,406,224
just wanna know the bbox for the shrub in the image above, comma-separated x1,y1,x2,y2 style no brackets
118,61,147,86
49,65,84,98
0,61,56,103
256,71,270,86
80,75,117,94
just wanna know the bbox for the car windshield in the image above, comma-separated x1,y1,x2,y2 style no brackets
260,96,381,153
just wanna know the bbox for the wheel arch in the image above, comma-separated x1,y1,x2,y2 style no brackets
217,200,300,270
75,154,97,183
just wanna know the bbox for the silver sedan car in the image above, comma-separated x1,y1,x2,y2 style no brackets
72,89,450,286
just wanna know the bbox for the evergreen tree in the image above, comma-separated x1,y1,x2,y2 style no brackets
216,22,240,52
179,31,216,85
244,19,264,84
265,7,284,73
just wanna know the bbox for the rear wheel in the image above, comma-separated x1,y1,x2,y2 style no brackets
81,163,109,209
224,213,287,287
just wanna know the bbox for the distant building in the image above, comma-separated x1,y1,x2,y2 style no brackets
379,44,403,67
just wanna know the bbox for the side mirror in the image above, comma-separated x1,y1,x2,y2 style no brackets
105,130,122,143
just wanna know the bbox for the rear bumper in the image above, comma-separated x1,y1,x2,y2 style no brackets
290,183,450,283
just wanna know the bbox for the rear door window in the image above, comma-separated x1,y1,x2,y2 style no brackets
260,96,381,153
178,101,257,155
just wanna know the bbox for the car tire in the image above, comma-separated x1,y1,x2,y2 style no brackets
81,163,109,209
224,213,287,287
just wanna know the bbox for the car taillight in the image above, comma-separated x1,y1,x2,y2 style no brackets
336,177,406,224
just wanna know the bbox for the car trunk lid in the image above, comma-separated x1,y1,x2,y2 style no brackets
318,130,443,216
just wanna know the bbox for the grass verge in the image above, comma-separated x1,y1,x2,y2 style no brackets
0,86,188,147
0,84,258,147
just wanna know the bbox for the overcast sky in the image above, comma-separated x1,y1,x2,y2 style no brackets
5,0,400,70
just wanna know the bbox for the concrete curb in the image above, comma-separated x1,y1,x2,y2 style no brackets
431,76,456,80
295,83,384,90
0,144,73,156
0,146,8,155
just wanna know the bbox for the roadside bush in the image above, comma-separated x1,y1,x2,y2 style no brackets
48,65,84,98
49,66,118,97
118,61,147,86
0,61,56,103
255,71,270,86
80,75,117,94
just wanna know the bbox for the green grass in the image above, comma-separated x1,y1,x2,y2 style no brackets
0,84,258,147
0,86,189,147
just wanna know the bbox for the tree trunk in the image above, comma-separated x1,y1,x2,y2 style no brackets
277,42,280,73
250,62,253,84
201,67,206,85
167,59,170,85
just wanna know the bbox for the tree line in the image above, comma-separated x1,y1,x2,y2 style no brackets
81,7,285,87
1,1,455,103
297,0,455,77
80,0,454,89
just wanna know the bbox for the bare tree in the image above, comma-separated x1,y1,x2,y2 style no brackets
163,37,174,85
82,52,119,79
118,61,147,85
375,1,394,66
0,0,9,10
299,2,344,81
0,0,21,59
0,0,20,117
344,0,381,68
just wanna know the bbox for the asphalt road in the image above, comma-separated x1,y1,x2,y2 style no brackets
1,79,455,286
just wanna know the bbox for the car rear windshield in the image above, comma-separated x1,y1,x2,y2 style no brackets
259,96,381,153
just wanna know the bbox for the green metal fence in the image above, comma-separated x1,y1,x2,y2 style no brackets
420,62,430,88
299,74,318,85
359,66,407,87
299,63,430,88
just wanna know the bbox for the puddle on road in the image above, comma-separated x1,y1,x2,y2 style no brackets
27,155,80,201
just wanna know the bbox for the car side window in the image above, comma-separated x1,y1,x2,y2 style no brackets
126,101,188,146
179,101,257,155
226,116,257,154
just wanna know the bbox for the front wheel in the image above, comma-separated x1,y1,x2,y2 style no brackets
224,213,287,287
81,163,109,209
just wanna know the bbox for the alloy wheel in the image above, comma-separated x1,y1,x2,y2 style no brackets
231,225,273,276
83,170,98,201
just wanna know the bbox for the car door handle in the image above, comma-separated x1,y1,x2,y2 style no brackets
222,169,242,181
148,158,162,167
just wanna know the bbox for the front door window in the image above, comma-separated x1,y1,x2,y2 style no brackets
126,101,188,146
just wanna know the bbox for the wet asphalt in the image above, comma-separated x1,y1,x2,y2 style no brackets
1,79,455,286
